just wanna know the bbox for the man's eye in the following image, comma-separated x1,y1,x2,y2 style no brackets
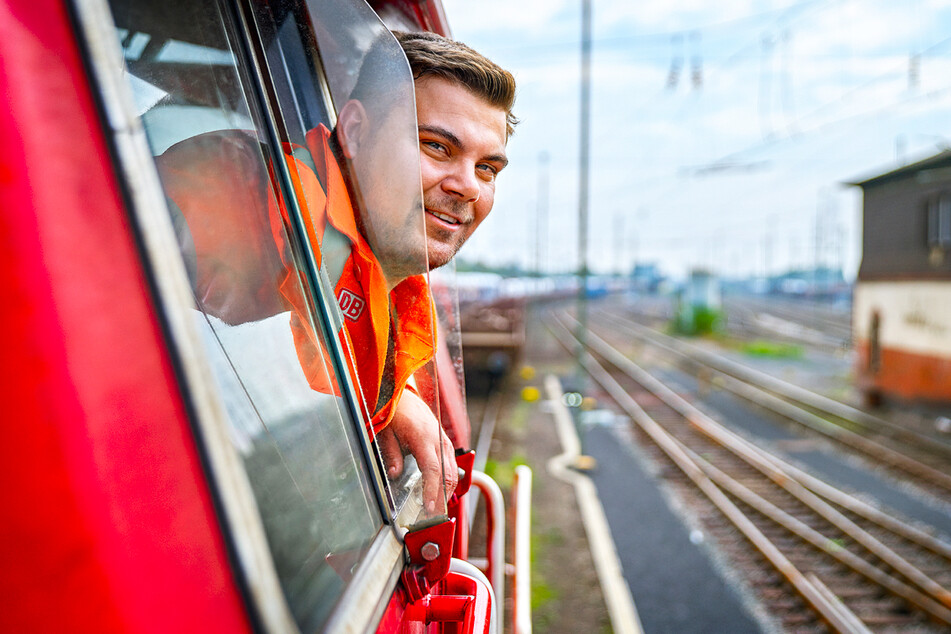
423,141,446,153
478,164,498,178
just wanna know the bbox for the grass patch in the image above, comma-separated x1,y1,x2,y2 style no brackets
506,399,533,435
483,453,528,490
530,527,563,613
740,340,804,358
531,578,559,611
670,306,724,336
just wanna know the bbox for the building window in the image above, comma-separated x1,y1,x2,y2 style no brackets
927,194,951,265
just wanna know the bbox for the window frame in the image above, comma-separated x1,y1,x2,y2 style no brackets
70,0,427,629
232,0,398,520
928,193,951,250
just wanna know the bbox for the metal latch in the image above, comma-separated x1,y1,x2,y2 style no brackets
402,517,456,602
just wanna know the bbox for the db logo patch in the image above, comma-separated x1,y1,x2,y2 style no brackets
337,289,366,321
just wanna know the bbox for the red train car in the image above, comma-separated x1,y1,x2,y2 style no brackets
0,0,528,631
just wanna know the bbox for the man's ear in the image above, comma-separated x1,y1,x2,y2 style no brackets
336,100,368,160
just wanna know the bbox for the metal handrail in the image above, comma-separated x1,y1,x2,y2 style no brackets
471,470,506,628
513,465,533,634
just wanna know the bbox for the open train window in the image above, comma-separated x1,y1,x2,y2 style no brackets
242,0,436,513
102,0,424,629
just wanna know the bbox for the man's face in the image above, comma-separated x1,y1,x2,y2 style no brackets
415,76,508,270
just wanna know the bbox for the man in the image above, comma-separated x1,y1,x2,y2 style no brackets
374,31,516,514
287,30,517,516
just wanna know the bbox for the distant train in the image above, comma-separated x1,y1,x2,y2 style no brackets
850,152,951,406
456,272,600,385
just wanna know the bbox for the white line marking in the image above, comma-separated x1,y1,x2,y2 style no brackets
544,374,644,634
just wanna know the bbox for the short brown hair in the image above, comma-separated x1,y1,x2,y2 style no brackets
394,31,518,139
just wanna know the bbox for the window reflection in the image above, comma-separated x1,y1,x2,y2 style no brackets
252,0,440,511
109,0,384,628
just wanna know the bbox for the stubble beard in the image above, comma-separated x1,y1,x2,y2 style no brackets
425,195,472,270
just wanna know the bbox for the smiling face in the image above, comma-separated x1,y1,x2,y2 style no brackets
416,76,509,270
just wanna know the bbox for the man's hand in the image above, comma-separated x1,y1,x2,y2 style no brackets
377,389,458,516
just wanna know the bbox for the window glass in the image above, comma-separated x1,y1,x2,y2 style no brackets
108,0,383,628
247,0,445,513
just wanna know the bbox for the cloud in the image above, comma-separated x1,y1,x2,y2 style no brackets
443,0,574,38
439,0,951,279
595,0,760,33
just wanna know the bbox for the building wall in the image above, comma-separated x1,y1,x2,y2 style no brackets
859,175,951,280
853,280,951,402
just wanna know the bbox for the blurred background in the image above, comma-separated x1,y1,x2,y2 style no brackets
443,0,951,287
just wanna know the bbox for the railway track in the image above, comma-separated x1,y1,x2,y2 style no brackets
724,296,853,343
721,299,850,353
610,294,850,355
546,314,951,633
585,309,951,503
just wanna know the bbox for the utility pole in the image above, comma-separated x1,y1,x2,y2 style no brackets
536,151,550,284
614,211,624,275
576,0,592,379
814,203,821,293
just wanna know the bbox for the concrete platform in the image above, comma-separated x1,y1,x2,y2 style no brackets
583,422,763,633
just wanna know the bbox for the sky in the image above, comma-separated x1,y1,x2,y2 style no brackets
440,0,951,281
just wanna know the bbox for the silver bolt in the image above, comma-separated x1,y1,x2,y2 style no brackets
420,542,440,562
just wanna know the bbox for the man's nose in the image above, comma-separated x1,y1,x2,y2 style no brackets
443,161,480,202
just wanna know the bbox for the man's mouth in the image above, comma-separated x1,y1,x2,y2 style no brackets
426,208,462,225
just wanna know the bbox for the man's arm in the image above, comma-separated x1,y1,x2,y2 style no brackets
377,389,458,516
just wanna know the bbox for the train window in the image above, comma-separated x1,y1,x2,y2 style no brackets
107,0,388,628
244,0,438,512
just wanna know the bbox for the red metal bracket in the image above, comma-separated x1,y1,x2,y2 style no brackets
403,594,472,624
448,449,475,561
402,517,456,602
452,449,475,502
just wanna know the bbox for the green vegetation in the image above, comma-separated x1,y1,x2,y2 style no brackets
740,340,804,359
507,399,533,435
483,454,528,490
531,578,559,611
671,305,724,336
825,537,846,553
530,527,563,617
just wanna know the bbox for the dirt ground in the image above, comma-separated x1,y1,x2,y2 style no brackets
468,309,614,633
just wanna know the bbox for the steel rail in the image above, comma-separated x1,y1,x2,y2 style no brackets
602,311,951,457
722,300,848,350
685,448,951,622
558,315,951,613
596,311,951,473
589,312,951,559
806,573,873,634
758,453,951,560
732,295,853,335
473,389,504,475
469,389,505,533
544,322,863,633
723,296,852,341
549,317,951,626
